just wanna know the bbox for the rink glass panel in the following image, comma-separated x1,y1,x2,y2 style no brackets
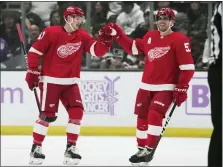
0,2,213,71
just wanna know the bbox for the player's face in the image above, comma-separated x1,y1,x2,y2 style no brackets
157,15,173,32
68,15,85,30
72,15,85,28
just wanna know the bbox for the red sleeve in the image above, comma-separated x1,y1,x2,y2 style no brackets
83,32,110,57
116,34,144,55
175,35,195,85
27,27,52,70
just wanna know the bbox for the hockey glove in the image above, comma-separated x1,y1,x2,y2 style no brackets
105,23,125,40
173,84,189,107
98,25,113,47
25,69,40,90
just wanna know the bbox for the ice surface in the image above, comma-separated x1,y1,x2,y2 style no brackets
1,136,209,166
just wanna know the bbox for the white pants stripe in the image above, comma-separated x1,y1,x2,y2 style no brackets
147,125,163,136
33,123,48,136
136,129,147,139
66,123,81,134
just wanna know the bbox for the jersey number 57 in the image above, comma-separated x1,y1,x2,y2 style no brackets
184,42,191,52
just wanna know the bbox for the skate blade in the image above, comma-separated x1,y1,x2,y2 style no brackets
63,157,80,165
131,162,149,166
29,157,44,165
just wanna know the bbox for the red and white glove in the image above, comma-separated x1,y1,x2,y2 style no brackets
173,84,189,107
104,23,125,40
25,69,40,90
98,24,114,47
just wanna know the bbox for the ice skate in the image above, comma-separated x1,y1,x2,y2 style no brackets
63,144,81,165
29,144,45,165
129,147,153,166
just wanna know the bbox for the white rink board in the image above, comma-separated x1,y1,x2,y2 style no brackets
1,71,212,128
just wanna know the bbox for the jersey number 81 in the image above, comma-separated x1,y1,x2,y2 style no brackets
37,31,46,40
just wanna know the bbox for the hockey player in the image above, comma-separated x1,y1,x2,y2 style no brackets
106,8,195,165
26,6,113,165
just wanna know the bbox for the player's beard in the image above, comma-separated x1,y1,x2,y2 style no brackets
158,23,168,32
157,22,173,33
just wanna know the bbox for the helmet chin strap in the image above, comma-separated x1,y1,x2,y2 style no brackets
157,21,173,35
64,17,76,32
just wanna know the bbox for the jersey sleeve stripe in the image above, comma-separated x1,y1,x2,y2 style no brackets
179,64,195,70
29,47,43,56
90,41,97,57
132,40,139,55
218,3,222,15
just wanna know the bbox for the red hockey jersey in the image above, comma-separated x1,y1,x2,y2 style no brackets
117,30,195,91
28,26,110,85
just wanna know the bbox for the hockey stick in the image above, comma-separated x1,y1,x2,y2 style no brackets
150,102,177,156
16,23,42,114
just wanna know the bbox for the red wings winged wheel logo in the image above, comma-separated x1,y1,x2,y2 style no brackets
148,46,170,62
57,42,82,58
